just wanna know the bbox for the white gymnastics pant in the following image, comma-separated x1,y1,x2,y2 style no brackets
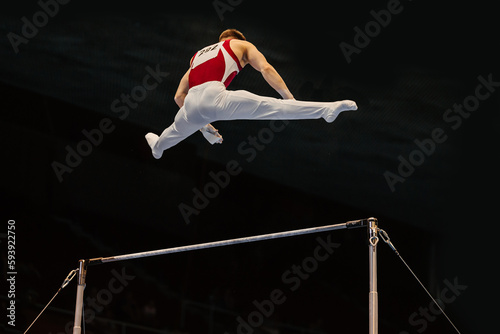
146,81,357,158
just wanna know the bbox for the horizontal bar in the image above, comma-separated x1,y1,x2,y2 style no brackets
88,218,370,266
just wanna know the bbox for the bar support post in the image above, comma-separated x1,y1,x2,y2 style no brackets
72,259,87,334
368,217,379,334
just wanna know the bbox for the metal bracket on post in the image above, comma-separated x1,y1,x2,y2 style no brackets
368,217,379,334
72,259,87,334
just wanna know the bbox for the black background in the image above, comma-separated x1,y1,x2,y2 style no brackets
1,0,498,333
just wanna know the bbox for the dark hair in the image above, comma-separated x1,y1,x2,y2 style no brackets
219,29,246,41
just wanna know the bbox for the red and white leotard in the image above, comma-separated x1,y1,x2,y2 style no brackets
189,39,243,89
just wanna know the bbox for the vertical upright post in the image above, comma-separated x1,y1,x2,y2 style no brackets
73,259,87,334
368,217,378,334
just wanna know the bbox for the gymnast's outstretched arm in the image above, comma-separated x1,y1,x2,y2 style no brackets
233,40,294,100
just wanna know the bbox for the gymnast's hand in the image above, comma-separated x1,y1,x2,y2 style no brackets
200,124,223,144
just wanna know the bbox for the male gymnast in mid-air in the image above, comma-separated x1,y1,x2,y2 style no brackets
145,29,357,159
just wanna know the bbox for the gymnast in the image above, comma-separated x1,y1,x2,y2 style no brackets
146,29,357,159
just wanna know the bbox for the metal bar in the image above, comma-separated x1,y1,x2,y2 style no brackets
72,218,370,334
88,219,368,266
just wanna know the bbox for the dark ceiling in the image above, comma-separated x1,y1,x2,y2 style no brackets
1,1,498,333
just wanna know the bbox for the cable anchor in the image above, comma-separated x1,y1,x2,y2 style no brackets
378,229,399,255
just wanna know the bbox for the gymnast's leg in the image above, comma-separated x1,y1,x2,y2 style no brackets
216,89,357,123
145,84,357,159
145,106,205,159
